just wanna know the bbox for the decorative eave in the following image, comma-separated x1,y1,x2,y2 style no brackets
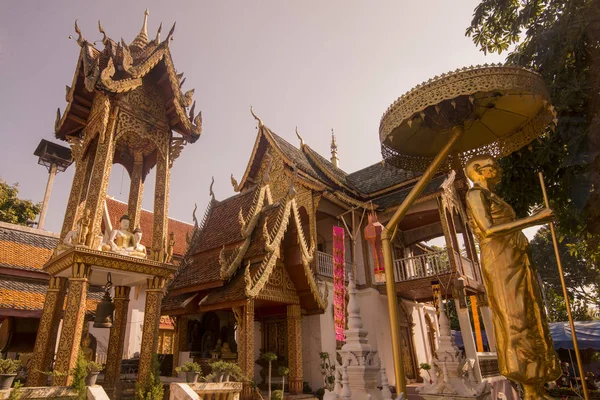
244,197,327,311
219,185,270,280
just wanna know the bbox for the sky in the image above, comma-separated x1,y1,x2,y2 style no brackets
0,0,511,235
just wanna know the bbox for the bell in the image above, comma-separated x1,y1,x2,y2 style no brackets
93,291,115,328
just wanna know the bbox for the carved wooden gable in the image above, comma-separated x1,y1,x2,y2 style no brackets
256,261,299,304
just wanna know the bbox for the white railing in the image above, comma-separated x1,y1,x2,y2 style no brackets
392,249,452,282
316,251,352,278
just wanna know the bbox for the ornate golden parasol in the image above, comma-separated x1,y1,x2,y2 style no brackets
376,64,574,397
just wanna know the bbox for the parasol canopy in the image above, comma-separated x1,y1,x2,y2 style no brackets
379,64,557,171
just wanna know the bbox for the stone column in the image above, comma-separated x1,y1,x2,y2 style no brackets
172,317,188,376
151,150,170,261
27,276,67,387
453,288,482,382
128,151,145,230
287,304,303,395
138,277,166,387
84,110,117,248
477,293,497,352
437,199,461,272
103,286,131,392
235,300,254,400
53,263,91,386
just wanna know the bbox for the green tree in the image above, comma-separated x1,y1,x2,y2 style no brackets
530,226,599,309
544,287,591,322
0,180,41,226
466,0,600,264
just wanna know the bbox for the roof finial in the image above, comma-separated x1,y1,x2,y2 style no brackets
295,126,304,147
250,106,264,128
155,22,162,43
330,128,339,167
209,177,215,200
98,20,108,45
69,20,86,47
141,9,149,38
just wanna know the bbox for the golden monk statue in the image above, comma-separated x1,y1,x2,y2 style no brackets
464,155,560,399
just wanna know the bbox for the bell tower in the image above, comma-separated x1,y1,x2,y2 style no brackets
27,11,202,390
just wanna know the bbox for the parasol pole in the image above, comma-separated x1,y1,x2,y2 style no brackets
538,172,589,400
382,125,464,395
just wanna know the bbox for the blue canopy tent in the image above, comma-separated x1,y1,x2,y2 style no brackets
452,321,600,350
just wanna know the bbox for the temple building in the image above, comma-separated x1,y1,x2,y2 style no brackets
163,113,498,396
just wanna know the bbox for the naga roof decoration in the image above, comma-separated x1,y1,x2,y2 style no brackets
55,12,202,143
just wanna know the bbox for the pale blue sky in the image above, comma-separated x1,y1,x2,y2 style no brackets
0,1,505,233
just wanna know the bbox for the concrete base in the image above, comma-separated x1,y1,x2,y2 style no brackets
0,385,109,400
170,383,200,400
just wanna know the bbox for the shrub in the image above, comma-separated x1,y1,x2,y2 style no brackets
271,390,284,400
8,381,22,400
70,351,87,400
136,354,164,400
87,361,103,373
316,387,325,400
0,359,21,375
175,361,202,374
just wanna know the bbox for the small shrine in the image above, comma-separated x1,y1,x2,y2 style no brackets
27,10,202,393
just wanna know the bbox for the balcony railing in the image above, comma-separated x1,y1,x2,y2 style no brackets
316,251,352,278
392,249,453,282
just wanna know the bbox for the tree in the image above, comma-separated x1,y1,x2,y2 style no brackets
466,0,600,264
0,180,41,226
529,226,598,320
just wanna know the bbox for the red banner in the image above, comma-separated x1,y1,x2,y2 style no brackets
333,226,346,342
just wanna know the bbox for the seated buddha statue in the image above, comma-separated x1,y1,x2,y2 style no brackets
129,227,147,258
100,215,135,256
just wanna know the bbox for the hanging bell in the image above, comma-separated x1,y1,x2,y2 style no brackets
93,291,115,328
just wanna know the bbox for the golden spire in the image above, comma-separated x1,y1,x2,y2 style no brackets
330,128,339,167
130,9,150,51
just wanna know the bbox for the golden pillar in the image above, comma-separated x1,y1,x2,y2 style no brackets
172,316,188,376
128,151,144,230
236,300,254,400
60,146,95,240
27,276,67,387
84,106,117,248
151,151,170,261
138,277,166,386
53,263,91,386
287,304,303,395
103,286,131,391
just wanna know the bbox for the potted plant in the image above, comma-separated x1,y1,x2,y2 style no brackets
209,360,242,382
175,361,202,384
419,363,433,384
0,359,21,390
261,352,278,400
86,361,103,386
278,366,289,393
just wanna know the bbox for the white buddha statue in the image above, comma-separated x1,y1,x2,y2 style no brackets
130,227,147,258
100,215,135,256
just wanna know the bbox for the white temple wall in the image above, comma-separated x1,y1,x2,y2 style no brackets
301,314,325,391
123,286,146,358
319,281,337,363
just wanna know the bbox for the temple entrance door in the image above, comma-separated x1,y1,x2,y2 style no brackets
398,301,419,382
263,319,288,363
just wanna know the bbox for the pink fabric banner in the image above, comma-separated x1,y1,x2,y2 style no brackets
333,226,346,342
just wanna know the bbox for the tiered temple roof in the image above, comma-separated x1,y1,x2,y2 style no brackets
0,222,103,317
163,113,449,315
54,11,202,144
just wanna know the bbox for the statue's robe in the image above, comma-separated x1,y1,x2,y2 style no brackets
467,185,561,384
